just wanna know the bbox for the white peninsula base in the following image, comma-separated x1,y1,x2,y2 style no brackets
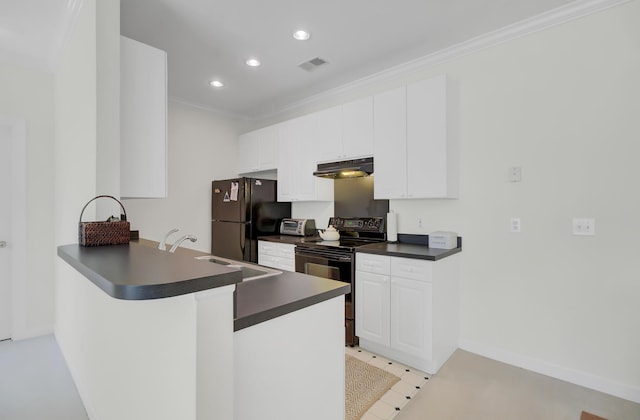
56,260,346,420
234,295,345,420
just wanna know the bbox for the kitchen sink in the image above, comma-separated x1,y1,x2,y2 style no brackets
194,255,281,281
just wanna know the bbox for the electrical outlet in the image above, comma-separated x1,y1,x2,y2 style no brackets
509,166,522,182
417,218,423,229
572,218,595,236
510,217,521,233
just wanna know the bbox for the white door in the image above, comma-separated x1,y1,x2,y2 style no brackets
0,124,11,340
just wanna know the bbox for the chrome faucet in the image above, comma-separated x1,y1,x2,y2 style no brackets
158,228,179,251
169,235,197,253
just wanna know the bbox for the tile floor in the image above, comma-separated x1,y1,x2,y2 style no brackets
352,346,640,420
346,346,429,420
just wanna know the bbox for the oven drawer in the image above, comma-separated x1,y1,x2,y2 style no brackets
356,253,390,275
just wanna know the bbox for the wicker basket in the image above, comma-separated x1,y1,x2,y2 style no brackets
78,195,130,246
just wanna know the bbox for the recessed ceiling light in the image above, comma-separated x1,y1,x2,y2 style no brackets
293,30,310,41
245,58,261,67
209,80,224,88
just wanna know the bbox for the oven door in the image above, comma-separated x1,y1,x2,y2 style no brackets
295,245,357,346
294,246,353,285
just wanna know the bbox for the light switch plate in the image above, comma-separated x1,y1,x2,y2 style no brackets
509,166,522,182
510,217,521,233
572,218,595,236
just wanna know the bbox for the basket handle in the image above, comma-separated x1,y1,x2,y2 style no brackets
79,195,128,223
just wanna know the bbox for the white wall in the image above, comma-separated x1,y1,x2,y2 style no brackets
51,1,102,417
392,3,640,400
122,100,244,253
0,61,55,338
254,2,640,401
95,0,121,209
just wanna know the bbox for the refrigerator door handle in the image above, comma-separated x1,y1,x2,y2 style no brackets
240,223,246,257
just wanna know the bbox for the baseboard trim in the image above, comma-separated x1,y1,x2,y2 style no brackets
459,339,640,404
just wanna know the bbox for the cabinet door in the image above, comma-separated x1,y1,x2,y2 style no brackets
237,131,259,174
390,276,432,360
355,270,390,346
257,125,278,170
314,106,343,163
373,86,407,199
342,97,374,159
120,36,167,198
277,121,296,201
295,114,319,201
278,116,332,202
407,75,449,198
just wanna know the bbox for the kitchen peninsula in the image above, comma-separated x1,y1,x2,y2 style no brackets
57,240,349,420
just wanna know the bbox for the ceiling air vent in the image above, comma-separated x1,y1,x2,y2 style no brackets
298,57,328,72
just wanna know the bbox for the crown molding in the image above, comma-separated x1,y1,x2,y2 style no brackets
255,0,630,122
168,96,250,122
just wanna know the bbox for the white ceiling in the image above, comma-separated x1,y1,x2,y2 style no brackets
2,0,583,119
120,0,579,119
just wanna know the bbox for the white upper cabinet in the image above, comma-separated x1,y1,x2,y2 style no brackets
120,36,168,198
314,106,343,163
315,97,374,163
374,75,457,199
278,115,332,202
237,125,278,174
341,96,374,159
407,75,457,198
372,86,407,199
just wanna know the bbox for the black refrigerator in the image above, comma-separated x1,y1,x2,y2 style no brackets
211,178,291,263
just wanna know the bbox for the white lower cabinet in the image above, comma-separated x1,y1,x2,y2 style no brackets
258,241,295,272
391,276,432,361
356,252,459,374
355,270,390,346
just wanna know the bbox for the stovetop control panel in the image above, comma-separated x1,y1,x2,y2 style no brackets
329,217,385,233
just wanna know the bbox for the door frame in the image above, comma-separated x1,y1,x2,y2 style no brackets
0,117,27,340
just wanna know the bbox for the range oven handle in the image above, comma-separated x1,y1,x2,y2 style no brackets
295,247,353,262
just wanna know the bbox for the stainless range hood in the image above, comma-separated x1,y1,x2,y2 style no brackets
313,157,374,179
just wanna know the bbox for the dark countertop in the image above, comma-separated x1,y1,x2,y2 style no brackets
258,235,321,245
57,238,350,331
234,273,350,331
57,242,242,300
356,242,461,261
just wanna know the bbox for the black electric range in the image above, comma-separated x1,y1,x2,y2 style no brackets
294,216,386,346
